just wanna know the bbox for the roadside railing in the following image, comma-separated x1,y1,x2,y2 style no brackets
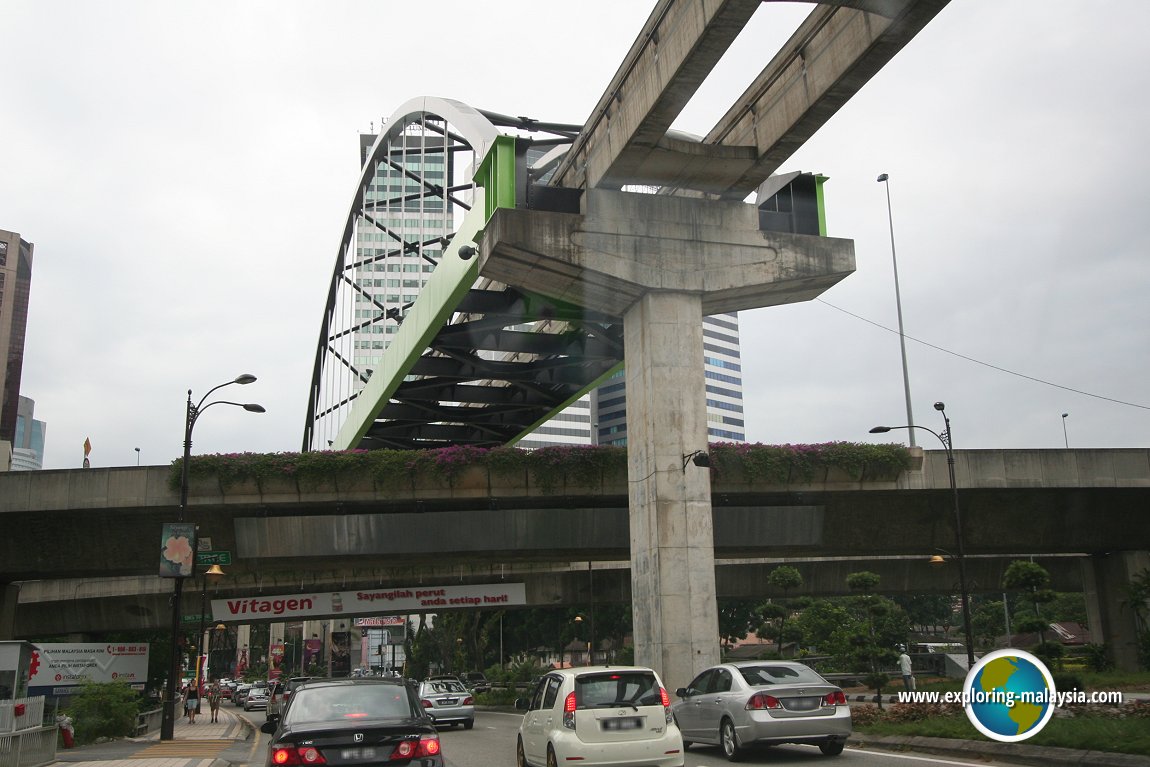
0,726,57,767
136,708,162,737
0,699,45,735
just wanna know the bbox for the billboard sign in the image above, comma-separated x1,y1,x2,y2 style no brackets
29,643,150,692
212,582,526,621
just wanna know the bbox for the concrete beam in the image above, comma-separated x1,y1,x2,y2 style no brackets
699,0,951,198
551,0,763,191
10,556,1091,638
478,189,854,318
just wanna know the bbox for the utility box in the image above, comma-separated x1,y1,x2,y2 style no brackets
0,640,35,700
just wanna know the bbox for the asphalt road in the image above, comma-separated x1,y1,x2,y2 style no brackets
235,707,1034,767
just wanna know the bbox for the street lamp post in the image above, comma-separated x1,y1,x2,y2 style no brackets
870,401,976,670
195,564,226,708
877,173,916,446
160,374,264,741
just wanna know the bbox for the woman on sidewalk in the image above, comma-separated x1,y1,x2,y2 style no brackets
185,683,200,724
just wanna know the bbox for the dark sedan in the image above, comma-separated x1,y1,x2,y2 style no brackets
261,678,444,766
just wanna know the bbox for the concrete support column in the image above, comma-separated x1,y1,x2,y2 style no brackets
1083,551,1150,672
624,291,719,694
0,582,18,640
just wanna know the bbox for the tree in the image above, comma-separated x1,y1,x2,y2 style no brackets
893,594,954,635
717,599,759,649
843,571,901,708
1002,560,1054,644
766,565,804,656
67,681,141,744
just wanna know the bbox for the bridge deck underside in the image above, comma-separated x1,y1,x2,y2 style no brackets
360,288,623,449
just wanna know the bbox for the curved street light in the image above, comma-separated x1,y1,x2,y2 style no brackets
870,401,975,670
161,374,264,741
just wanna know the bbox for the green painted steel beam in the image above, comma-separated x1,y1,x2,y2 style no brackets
333,190,486,451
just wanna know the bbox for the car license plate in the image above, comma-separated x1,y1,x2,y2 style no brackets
785,697,819,711
602,717,642,731
340,748,376,760
442,698,457,705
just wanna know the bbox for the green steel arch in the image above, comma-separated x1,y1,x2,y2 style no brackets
303,98,623,451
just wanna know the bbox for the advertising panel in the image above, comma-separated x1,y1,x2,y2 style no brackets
28,643,149,695
212,582,526,621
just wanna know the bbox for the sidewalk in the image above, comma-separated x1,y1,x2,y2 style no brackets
50,705,256,767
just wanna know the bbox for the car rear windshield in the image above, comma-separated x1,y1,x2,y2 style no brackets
737,665,827,686
426,681,467,694
285,685,420,725
575,671,662,709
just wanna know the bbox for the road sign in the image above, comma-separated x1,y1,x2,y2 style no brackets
195,551,232,565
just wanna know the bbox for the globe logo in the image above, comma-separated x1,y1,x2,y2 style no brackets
963,649,1056,742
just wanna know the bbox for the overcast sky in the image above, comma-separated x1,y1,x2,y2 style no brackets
3,1,1148,471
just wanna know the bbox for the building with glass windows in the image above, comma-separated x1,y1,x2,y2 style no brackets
0,228,33,470
12,396,45,471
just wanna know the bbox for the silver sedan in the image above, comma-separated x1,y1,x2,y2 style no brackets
418,679,475,729
671,661,851,760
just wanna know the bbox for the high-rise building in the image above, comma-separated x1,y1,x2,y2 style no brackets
12,395,46,471
0,229,33,467
591,313,745,447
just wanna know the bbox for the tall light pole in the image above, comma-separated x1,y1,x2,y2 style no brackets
870,402,975,670
161,374,264,741
1061,413,1069,448
877,173,916,446
195,563,226,708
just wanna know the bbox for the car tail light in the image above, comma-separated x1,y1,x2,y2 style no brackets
562,691,577,730
660,687,673,723
389,735,440,761
271,746,326,765
823,690,847,707
746,693,783,710
421,699,433,708
463,696,474,705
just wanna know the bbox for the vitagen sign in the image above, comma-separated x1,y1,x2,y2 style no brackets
211,582,526,621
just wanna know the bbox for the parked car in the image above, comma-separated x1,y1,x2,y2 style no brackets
266,676,312,721
244,685,271,711
260,678,443,766
516,665,683,767
671,661,851,759
462,671,491,694
418,679,475,729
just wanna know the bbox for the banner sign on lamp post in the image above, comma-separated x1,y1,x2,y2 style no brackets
212,582,526,621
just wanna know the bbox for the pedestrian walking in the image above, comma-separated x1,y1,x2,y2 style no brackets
185,682,200,724
208,681,222,723
898,645,915,691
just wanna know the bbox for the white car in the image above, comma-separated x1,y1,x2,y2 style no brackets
516,665,684,767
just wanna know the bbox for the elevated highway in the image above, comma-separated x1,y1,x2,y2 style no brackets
2,448,1147,667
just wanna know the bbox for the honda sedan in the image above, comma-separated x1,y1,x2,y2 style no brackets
260,678,443,766
671,661,850,759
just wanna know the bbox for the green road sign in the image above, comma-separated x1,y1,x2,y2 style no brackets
196,551,232,565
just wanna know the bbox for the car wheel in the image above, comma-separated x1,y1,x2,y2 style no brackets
720,718,745,762
546,745,558,767
463,719,474,730
819,740,845,756
516,737,529,767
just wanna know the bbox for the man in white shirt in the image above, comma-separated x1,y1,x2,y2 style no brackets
898,645,915,691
